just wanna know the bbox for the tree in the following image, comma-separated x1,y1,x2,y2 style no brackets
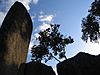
31,24,74,63
81,0,100,42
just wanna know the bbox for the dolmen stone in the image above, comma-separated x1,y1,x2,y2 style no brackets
18,62,56,75
57,52,100,75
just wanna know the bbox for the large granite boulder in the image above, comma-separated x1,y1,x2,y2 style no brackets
57,52,100,75
0,1,32,75
18,62,56,75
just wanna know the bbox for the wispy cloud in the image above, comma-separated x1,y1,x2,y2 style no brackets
37,12,54,32
39,15,54,22
32,0,39,4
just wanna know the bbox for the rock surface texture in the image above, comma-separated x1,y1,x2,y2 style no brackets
18,62,56,75
57,52,100,75
0,1,32,75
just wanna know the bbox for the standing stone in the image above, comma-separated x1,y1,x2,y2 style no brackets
0,1,32,75
18,62,56,75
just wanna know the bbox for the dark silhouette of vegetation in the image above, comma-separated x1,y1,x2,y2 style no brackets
81,0,100,42
31,24,74,63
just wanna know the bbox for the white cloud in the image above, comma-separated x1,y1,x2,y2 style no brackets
81,41,100,55
32,0,39,4
39,15,54,22
40,22,51,31
39,11,44,15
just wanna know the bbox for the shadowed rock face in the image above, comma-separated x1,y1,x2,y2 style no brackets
57,52,100,75
0,1,32,75
18,62,56,75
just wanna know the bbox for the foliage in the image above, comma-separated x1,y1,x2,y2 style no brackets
31,24,74,63
81,0,100,42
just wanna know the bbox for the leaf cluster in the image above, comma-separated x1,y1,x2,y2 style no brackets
31,24,74,62
81,0,100,42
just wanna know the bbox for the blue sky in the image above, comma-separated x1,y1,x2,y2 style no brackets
1,0,100,72
29,0,93,58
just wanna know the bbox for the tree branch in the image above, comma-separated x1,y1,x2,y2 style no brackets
51,55,61,63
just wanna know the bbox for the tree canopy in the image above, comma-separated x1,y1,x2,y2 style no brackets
81,0,100,42
31,24,74,63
